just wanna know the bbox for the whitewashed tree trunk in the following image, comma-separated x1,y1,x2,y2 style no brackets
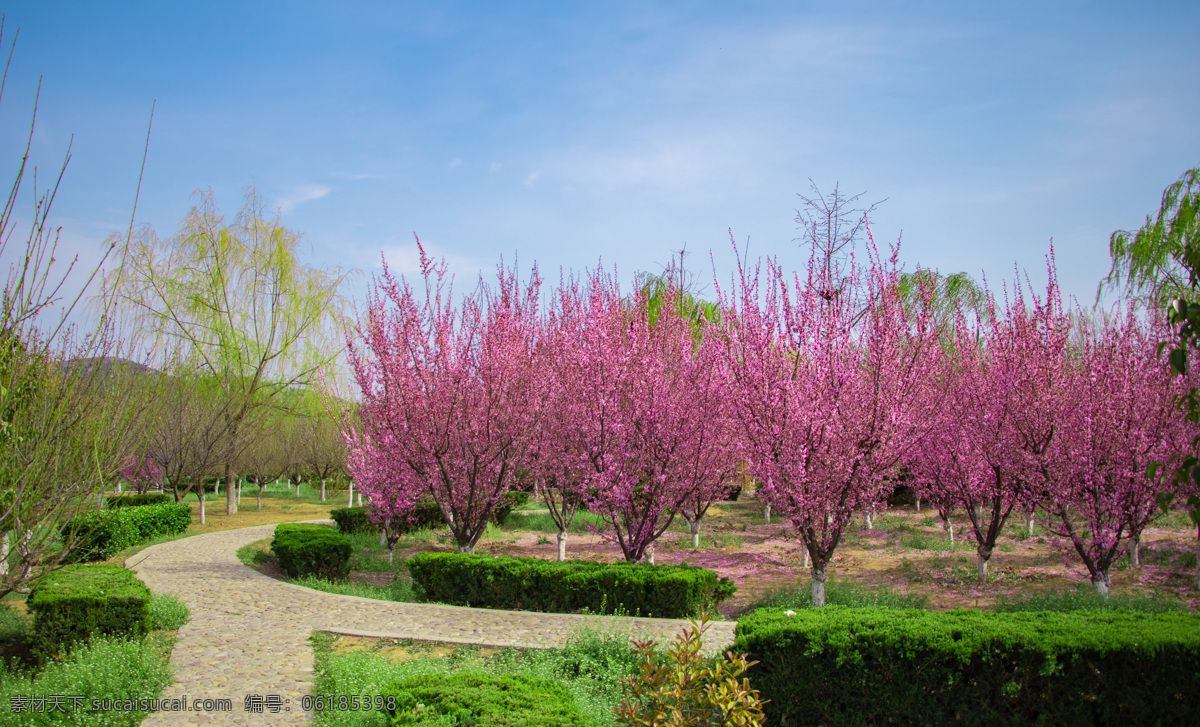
556,530,568,561
865,508,874,530
942,516,954,544
380,524,387,547
198,487,206,525
1092,570,1112,598
348,483,354,508
1128,534,1140,567
977,547,991,581
802,547,809,569
458,543,474,554
688,519,701,549
236,479,242,504
1026,510,1035,538
116,482,122,493
764,502,771,524
356,492,362,508
915,497,921,512
812,563,828,607
0,532,8,576
320,479,326,502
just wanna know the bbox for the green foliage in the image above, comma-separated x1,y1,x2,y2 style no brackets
0,632,174,727
61,504,191,562
734,607,1200,726
407,553,735,619
311,627,643,727
492,490,530,526
615,614,766,726
25,566,152,663
0,605,30,642
738,578,927,616
271,523,352,580
330,507,376,534
994,584,1190,614
147,593,190,631
105,493,170,509
383,670,594,726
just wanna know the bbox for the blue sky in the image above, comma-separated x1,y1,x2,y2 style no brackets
2,0,1198,328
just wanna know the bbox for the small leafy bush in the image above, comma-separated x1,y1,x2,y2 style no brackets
147,593,190,631
616,614,767,726
330,507,376,534
271,523,352,581
384,670,594,726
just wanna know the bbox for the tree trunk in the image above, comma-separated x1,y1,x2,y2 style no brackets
1195,526,1199,591
764,502,771,525
458,543,475,554
237,479,242,504
387,542,395,565
942,514,954,544
320,478,326,502
380,523,387,547
915,497,921,512
1026,510,1035,538
198,486,206,525
97,491,103,509
348,483,354,509
0,531,8,576
865,508,874,530
689,519,701,549
257,482,264,510
811,561,828,607
357,492,363,508
977,545,992,581
802,546,809,569
556,530,568,561
1128,534,1140,567
117,481,122,494
226,465,237,516
1092,570,1112,599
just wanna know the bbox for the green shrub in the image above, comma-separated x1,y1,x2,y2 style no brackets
271,523,352,581
147,593,190,631
995,584,1190,613
734,607,1200,726
330,507,376,534
61,504,191,562
408,553,736,619
384,670,594,726
105,493,170,509
26,565,152,663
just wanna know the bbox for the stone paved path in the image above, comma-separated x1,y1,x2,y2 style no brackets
126,521,738,726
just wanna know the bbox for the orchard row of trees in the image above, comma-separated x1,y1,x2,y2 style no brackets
345,178,1200,606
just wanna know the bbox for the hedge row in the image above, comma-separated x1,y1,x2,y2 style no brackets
271,523,352,580
60,503,191,562
734,607,1200,726
407,552,736,619
26,565,152,663
105,493,170,509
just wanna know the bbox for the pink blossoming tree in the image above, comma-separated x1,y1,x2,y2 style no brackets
719,223,943,606
346,238,543,554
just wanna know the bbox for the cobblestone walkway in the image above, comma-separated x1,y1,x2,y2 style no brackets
126,521,738,726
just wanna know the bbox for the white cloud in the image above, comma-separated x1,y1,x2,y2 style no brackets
275,184,332,213
489,162,502,173
523,171,540,186
448,157,463,169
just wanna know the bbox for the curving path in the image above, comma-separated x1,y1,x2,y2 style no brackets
126,521,737,726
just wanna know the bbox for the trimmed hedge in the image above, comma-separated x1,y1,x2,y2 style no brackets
26,565,152,662
105,493,170,509
407,553,736,619
271,523,352,580
61,503,191,562
384,670,594,726
734,606,1200,726
492,489,530,525
330,507,375,534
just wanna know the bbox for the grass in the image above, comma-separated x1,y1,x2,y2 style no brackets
147,593,190,631
898,531,975,552
500,509,610,535
994,584,1192,613
310,626,646,727
290,574,420,604
0,633,175,726
736,578,928,616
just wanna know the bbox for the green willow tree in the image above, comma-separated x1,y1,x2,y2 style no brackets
1099,167,1200,573
101,186,353,520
